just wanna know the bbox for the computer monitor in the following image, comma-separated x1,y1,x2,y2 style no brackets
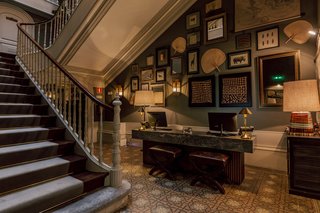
208,112,238,134
148,112,168,127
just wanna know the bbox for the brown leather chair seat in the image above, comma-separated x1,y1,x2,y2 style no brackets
148,145,182,180
189,151,229,194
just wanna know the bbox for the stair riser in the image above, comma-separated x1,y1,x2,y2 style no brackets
0,58,15,64
0,116,56,128
0,53,15,59
0,159,85,194
0,69,24,78
0,63,19,71
0,84,35,94
0,76,29,85
0,105,48,115
0,143,74,168
0,94,41,104
0,128,65,146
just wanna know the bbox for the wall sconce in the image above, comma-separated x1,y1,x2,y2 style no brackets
116,85,123,96
172,80,181,94
95,87,103,100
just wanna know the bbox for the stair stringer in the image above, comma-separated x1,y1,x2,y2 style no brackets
16,57,112,186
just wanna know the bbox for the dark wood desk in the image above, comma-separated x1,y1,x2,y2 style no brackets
132,129,255,184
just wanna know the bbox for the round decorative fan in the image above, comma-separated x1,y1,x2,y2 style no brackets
201,48,226,73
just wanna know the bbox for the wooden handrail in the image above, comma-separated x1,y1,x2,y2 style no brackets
17,23,112,110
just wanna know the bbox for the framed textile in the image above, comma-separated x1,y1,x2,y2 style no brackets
188,76,215,107
219,72,252,107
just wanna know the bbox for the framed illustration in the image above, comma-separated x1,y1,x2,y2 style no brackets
227,50,251,69
141,83,149,91
171,57,182,75
156,47,170,67
204,0,223,17
156,69,166,82
258,51,300,107
219,72,252,107
187,49,199,75
146,55,154,66
131,64,139,75
150,84,166,106
236,33,251,49
204,13,227,44
186,11,200,30
234,0,300,32
256,27,279,50
187,31,201,47
130,76,139,92
188,76,215,107
140,68,154,82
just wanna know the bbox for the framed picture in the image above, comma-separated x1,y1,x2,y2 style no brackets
186,11,200,30
156,69,166,82
141,83,149,91
219,72,252,107
258,51,300,107
131,64,139,75
234,0,300,32
150,84,166,106
188,76,215,107
156,47,170,67
204,13,227,44
236,33,251,49
146,55,154,66
187,49,199,75
140,68,154,82
130,76,139,92
227,50,251,69
256,27,279,50
187,31,201,47
204,0,223,17
171,57,182,75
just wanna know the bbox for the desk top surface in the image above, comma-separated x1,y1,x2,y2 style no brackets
132,129,255,153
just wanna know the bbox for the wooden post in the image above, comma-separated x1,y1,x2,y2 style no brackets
111,94,122,187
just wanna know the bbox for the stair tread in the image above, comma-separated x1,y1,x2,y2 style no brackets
0,82,31,87
0,127,61,134
0,92,35,96
0,157,70,179
0,141,58,155
0,74,26,80
0,176,83,212
0,114,43,118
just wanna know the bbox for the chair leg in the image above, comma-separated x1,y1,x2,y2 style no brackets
149,166,159,176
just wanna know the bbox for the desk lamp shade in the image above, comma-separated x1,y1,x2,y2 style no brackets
283,80,320,136
134,90,154,106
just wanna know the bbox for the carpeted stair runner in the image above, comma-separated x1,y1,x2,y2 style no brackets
0,53,108,213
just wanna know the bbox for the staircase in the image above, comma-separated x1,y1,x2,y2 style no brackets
0,52,108,212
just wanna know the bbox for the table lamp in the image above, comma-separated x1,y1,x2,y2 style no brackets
239,107,253,139
283,79,320,136
134,90,154,130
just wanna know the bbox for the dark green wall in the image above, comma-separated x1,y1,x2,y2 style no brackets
106,0,318,131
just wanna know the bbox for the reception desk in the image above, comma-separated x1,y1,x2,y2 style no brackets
132,129,255,184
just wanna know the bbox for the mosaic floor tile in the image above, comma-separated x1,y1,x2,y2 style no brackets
98,143,320,213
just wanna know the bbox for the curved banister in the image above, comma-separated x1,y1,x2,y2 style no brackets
17,23,112,110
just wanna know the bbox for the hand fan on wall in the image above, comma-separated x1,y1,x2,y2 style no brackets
201,48,226,73
171,37,186,54
284,20,313,44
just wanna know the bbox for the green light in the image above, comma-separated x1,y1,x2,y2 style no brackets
272,75,285,82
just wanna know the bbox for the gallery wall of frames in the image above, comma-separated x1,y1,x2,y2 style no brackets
105,0,317,130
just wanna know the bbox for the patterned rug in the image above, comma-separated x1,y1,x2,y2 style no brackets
101,143,320,213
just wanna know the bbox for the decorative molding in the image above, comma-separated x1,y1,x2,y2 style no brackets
102,0,197,85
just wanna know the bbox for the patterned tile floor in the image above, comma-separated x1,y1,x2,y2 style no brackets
101,143,320,213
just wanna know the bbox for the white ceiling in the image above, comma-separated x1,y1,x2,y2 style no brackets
67,0,168,72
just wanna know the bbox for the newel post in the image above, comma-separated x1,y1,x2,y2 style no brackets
111,94,122,187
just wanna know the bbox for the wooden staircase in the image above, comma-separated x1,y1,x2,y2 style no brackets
0,52,108,212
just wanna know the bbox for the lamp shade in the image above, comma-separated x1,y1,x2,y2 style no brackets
134,90,154,106
283,79,320,112
239,107,252,115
